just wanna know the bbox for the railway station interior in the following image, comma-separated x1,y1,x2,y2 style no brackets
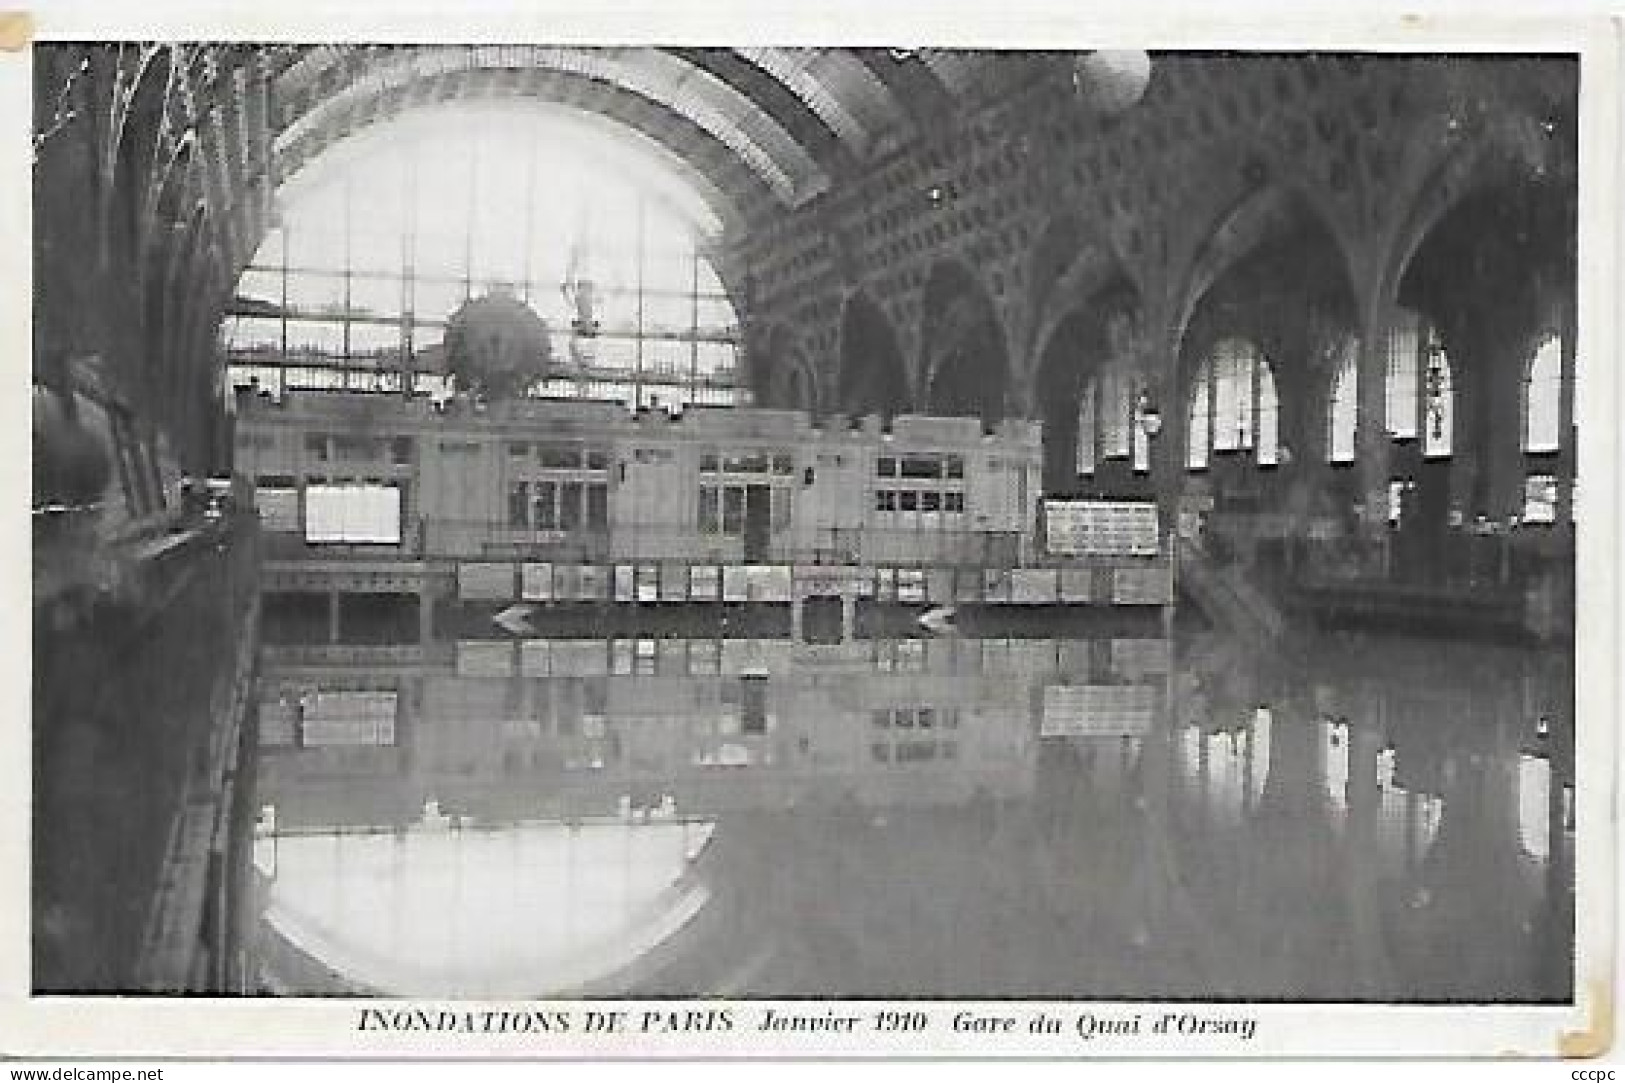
31,45,1579,1000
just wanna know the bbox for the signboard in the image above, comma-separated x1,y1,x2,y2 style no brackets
255,487,301,533
1010,568,1058,604
1041,684,1158,738
304,484,402,544
636,564,661,602
1044,499,1160,557
744,565,792,602
459,562,514,601
690,565,721,601
577,565,609,601
520,562,554,602
794,565,871,597
659,562,688,601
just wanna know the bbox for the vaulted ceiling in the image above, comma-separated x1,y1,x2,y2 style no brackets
265,45,1066,225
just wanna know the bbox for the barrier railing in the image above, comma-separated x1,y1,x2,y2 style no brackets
412,519,1036,569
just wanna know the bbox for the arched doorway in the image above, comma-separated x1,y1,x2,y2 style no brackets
1177,193,1359,570
1033,282,1144,499
919,261,1009,426
1393,176,1574,582
836,292,908,420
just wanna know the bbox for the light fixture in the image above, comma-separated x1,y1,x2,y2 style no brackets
1071,51,1153,115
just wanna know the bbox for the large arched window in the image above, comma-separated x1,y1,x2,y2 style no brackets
1326,339,1358,465
223,104,741,408
1521,334,1570,524
1187,339,1279,470
1075,383,1096,476
1384,310,1453,458
1523,335,1563,453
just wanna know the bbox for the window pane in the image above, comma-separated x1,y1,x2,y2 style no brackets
284,319,347,364
348,320,403,365
586,483,608,529
1386,313,1420,438
350,274,404,320
234,267,283,310
1524,336,1563,453
413,277,469,323
1186,371,1210,470
698,486,719,532
1257,364,1280,466
1328,343,1358,464
226,316,283,356
508,481,530,527
535,481,558,529
560,481,583,530
722,486,745,534
284,272,348,315
1078,383,1098,475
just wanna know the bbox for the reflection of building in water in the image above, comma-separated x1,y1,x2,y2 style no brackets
252,632,1175,996
256,634,1174,829
246,628,1575,1001
255,816,717,998
1158,631,1573,1002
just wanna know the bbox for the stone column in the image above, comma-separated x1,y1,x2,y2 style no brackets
1145,316,1185,545
418,585,435,643
1556,300,1577,525
1354,297,1395,540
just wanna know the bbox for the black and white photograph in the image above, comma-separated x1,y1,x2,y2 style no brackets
10,1,1618,1063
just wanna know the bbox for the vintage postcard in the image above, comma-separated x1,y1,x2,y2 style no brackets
3,0,1618,1064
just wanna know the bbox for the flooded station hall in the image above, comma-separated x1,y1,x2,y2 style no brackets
31,45,1579,1004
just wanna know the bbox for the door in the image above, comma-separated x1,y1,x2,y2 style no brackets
744,484,772,562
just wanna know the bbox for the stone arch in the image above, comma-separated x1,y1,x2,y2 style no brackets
1175,182,1360,354
1024,220,1138,391
762,324,819,413
1175,185,1363,529
918,258,1010,426
836,290,909,420
1392,168,1574,530
747,320,814,411
1032,277,1142,497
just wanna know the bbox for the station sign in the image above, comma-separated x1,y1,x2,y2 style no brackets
1044,499,1160,557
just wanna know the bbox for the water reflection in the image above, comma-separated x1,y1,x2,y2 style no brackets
250,625,1573,1002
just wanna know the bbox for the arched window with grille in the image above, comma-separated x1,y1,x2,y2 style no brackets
1075,382,1097,476
1523,335,1563,453
1421,325,1454,459
1187,338,1279,470
1076,361,1137,476
1327,339,1358,464
1384,310,1453,458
